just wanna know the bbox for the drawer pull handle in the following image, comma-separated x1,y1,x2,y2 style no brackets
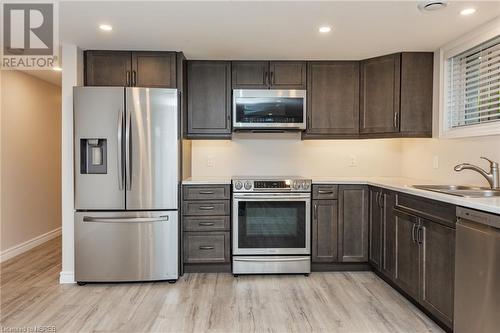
318,190,334,194
199,246,215,250
199,222,215,226
199,191,215,195
199,206,215,210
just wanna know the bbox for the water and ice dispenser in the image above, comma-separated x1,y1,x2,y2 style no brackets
80,139,107,174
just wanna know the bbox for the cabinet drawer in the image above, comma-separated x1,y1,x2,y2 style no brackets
184,232,230,263
396,193,456,227
313,185,339,199
183,185,230,200
183,216,230,232
183,201,230,216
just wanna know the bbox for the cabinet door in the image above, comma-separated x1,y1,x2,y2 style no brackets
85,51,131,86
232,61,269,89
187,61,232,138
381,192,397,280
269,61,306,89
338,185,368,262
394,209,420,298
400,52,433,136
369,189,383,269
312,200,338,263
131,52,176,88
306,62,359,136
360,53,401,134
419,219,455,328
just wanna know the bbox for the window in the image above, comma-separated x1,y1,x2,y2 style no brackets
447,35,500,130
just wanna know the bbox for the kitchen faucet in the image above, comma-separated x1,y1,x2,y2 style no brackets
454,157,499,189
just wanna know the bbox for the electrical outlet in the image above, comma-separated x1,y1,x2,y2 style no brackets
207,155,214,168
349,155,357,167
433,156,439,169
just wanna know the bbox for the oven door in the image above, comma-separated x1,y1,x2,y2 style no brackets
233,89,306,129
233,192,311,255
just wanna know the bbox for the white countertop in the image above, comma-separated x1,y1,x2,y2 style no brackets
182,176,500,215
312,177,500,215
182,177,232,185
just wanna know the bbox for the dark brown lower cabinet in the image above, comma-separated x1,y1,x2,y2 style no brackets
338,185,369,262
419,219,455,328
370,188,455,330
393,209,421,299
380,192,396,279
369,188,383,269
312,199,338,262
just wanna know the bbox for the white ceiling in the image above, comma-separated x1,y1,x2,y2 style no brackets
59,1,500,60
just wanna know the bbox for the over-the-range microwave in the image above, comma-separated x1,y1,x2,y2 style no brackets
233,89,307,130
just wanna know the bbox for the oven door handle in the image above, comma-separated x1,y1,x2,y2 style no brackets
233,194,311,200
233,257,310,262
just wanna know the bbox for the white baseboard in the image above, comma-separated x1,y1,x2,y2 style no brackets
59,270,75,284
0,227,62,263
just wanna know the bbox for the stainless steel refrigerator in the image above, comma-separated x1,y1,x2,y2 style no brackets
74,87,179,283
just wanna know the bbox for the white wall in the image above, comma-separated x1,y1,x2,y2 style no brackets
191,135,402,178
60,44,83,284
1,70,61,261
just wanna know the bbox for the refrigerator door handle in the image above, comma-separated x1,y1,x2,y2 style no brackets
125,108,132,191
83,216,169,223
117,108,124,191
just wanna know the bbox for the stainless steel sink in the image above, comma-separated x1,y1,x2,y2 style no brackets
412,185,500,198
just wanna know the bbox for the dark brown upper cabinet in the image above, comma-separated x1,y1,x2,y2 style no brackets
304,61,360,139
131,52,176,88
85,50,177,88
232,61,306,89
186,61,232,139
85,51,132,86
360,52,433,137
360,53,401,135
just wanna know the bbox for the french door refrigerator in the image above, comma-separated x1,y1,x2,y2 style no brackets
74,87,179,283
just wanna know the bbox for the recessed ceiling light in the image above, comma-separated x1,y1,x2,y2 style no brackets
52,66,62,71
319,26,331,33
460,8,476,16
99,24,113,31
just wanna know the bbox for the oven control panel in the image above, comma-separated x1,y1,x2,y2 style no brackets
233,179,312,192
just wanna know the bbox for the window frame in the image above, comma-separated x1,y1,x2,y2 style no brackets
439,18,500,139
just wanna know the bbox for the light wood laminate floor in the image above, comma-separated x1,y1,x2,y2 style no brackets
1,237,443,333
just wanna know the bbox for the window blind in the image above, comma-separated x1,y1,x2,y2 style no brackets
447,35,500,128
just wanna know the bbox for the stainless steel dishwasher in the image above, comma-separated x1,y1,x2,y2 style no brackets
454,207,500,333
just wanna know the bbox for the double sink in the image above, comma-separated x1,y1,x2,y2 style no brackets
412,185,500,198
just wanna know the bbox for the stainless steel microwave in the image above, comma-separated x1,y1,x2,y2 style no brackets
233,89,307,130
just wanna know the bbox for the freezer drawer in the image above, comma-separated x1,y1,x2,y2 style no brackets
75,211,178,282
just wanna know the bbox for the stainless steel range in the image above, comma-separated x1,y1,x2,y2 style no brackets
232,177,312,275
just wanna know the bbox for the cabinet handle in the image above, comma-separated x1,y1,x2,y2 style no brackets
417,225,424,244
412,224,417,243
318,190,333,194
314,203,318,220
270,71,274,85
132,70,137,86
378,193,384,208
126,71,131,86
199,191,215,195
199,222,215,226
393,112,399,128
199,246,215,250
264,71,268,86
199,206,215,210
